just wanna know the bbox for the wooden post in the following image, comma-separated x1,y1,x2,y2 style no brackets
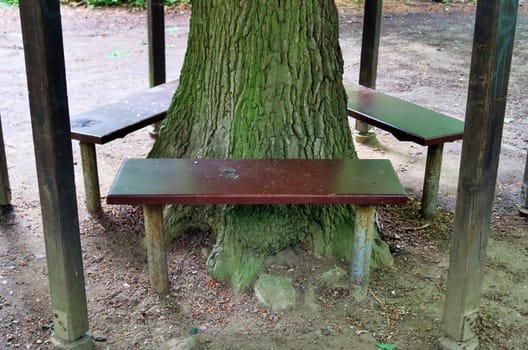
421,144,443,219
354,0,383,142
147,0,166,137
350,205,376,300
18,1,91,349
147,0,166,87
520,151,528,216
0,115,11,209
440,1,518,349
143,205,169,295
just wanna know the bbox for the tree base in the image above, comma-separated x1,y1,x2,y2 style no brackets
164,204,394,291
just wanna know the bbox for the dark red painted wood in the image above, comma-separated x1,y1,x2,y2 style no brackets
107,158,407,206
70,80,177,144
347,85,464,146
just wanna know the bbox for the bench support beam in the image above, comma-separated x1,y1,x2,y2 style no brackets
421,144,443,219
80,142,101,214
350,205,376,300
143,204,169,295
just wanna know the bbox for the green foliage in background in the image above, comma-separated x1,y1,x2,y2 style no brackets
0,0,18,6
0,0,189,7
82,0,189,7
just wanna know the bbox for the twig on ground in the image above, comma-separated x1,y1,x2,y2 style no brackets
370,289,391,326
401,223,431,231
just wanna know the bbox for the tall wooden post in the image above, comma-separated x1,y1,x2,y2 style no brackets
147,0,166,137
0,115,11,209
440,1,518,349
147,0,166,87
354,0,383,142
18,1,91,349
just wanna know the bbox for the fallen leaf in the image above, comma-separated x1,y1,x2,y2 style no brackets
107,50,127,59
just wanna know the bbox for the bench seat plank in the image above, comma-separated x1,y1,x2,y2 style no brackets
347,85,464,146
70,80,178,144
107,158,407,206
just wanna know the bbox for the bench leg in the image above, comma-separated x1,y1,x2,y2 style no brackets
351,205,376,300
79,142,101,214
421,143,444,220
143,204,169,295
354,120,376,144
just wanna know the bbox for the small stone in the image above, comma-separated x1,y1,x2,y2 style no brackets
303,286,320,312
165,336,198,350
91,330,107,342
200,248,209,259
254,274,297,311
321,266,349,289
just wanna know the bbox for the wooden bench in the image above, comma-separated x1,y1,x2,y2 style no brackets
346,84,464,219
70,80,178,214
106,158,407,298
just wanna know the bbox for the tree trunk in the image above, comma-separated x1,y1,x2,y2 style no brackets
150,0,391,291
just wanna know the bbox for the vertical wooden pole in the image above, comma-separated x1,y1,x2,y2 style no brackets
354,0,383,141
350,205,376,300
147,0,166,87
18,1,91,348
147,0,166,136
440,1,518,349
358,0,382,89
0,115,11,209
143,204,169,295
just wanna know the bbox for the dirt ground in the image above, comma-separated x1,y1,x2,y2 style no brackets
1,1,528,349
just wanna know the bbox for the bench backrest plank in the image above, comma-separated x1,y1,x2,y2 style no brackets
70,80,178,144
107,158,407,206
347,85,464,146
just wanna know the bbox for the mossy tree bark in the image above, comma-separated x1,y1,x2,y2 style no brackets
150,0,392,291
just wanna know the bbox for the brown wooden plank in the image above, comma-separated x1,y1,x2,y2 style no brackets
70,80,178,144
347,85,464,146
107,158,407,206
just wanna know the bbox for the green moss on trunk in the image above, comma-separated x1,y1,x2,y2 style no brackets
150,0,392,290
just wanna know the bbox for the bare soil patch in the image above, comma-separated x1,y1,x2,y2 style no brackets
1,2,527,349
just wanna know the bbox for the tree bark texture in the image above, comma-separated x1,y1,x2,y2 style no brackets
150,0,391,290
